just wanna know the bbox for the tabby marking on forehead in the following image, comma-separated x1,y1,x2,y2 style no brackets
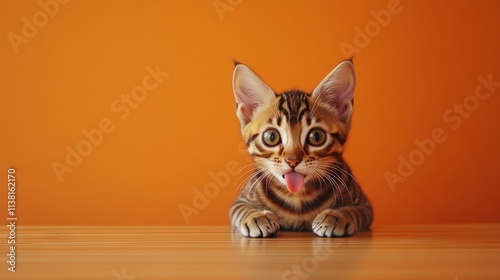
277,91,311,124
230,59,373,238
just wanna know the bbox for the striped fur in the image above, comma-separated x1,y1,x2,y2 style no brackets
230,60,373,237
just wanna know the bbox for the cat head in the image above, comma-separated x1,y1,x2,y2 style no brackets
232,60,356,193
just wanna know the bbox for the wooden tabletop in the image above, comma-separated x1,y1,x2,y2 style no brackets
2,224,499,279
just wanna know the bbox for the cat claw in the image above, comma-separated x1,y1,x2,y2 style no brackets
312,209,355,237
240,211,280,238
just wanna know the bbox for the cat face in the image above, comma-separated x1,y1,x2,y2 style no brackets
232,60,356,193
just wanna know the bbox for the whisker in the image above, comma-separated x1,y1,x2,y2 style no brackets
331,165,360,187
236,162,259,175
234,165,260,185
233,171,262,197
325,172,344,205
325,168,354,205
248,171,271,199
311,169,338,208
313,161,355,205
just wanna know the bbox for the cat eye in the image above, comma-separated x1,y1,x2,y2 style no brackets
307,128,326,146
262,128,281,147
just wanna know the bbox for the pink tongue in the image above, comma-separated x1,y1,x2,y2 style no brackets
284,172,305,193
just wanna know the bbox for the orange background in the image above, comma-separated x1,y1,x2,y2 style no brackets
1,0,499,226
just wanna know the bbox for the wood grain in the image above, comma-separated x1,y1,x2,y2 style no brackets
2,224,499,279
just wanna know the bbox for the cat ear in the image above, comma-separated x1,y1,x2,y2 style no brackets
232,63,275,127
312,60,356,123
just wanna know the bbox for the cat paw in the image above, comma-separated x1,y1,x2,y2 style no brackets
312,209,357,237
240,211,280,238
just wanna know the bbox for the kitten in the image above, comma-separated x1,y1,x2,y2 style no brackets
230,59,373,237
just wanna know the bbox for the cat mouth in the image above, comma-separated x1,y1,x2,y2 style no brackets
282,171,305,193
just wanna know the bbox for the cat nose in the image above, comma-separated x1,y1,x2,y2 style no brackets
285,157,302,168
